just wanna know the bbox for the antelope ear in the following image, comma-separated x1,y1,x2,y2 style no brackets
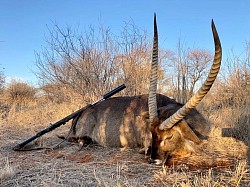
176,121,201,144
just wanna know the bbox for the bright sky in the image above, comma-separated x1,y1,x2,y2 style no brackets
0,1,249,86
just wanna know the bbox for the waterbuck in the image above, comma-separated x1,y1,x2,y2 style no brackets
65,15,222,164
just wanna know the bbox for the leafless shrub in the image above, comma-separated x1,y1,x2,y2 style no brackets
215,42,250,107
39,83,81,105
34,21,170,103
5,80,36,106
164,39,213,103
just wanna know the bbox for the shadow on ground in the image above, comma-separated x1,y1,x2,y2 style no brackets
222,112,250,162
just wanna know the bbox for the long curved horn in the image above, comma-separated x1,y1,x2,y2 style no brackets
159,20,222,130
148,13,159,123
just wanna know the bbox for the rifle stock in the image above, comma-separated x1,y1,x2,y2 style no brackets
13,84,126,151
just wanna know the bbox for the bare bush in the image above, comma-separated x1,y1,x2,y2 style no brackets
164,39,213,103
216,42,250,107
35,22,169,103
5,80,36,105
35,24,118,103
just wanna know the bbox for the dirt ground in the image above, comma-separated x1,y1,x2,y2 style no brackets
0,122,249,187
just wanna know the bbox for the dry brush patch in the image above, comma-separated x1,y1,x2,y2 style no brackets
0,103,250,186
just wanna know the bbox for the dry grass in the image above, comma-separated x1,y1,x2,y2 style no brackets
5,101,79,126
0,100,249,186
0,157,15,182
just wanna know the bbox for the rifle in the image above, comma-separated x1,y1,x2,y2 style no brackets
13,84,126,151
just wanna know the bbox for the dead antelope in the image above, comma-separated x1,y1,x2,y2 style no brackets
65,14,222,165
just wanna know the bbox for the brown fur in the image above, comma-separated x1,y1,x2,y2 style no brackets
66,93,210,162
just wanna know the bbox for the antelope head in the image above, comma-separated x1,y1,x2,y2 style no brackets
148,14,222,164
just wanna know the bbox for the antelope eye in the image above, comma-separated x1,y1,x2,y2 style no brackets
163,134,173,140
160,134,173,147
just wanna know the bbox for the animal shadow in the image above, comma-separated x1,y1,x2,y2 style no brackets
222,113,250,162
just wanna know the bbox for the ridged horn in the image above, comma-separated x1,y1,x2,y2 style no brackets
159,20,222,130
148,13,159,122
